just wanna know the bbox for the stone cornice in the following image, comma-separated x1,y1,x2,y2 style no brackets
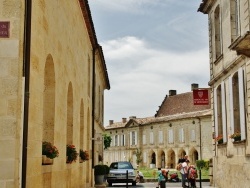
198,0,216,14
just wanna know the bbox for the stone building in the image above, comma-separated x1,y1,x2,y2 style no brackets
104,84,213,170
0,0,110,188
198,0,250,187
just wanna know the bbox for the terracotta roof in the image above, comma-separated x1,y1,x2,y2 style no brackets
105,109,211,130
155,91,211,117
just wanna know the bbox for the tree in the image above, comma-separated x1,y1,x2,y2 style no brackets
135,148,142,165
103,134,112,150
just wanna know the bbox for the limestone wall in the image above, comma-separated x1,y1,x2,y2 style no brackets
0,0,107,187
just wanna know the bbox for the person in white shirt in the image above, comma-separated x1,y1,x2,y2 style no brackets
180,159,189,188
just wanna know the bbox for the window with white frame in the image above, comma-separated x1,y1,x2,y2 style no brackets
115,135,119,146
229,68,246,141
214,81,227,143
121,134,126,146
168,129,174,144
143,134,146,145
190,129,196,142
150,131,154,144
130,131,137,145
159,130,163,144
179,128,184,143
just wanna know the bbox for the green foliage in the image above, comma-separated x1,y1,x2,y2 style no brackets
196,160,206,170
42,141,59,159
94,164,106,175
103,134,112,150
135,148,142,165
103,164,110,174
66,144,78,163
79,149,89,161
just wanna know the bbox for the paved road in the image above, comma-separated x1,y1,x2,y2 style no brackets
106,181,215,188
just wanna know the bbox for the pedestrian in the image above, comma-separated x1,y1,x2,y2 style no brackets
156,168,165,188
180,159,189,188
188,165,198,188
136,170,144,183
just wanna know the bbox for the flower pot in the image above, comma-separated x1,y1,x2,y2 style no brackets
218,139,223,144
94,175,104,185
234,136,241,142
42,155,53,165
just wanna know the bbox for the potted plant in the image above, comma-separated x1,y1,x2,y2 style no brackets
229,131,241,142
94,164,106,185
42,141,59,165
103,164,110,182
66,144,78,163
215,135,223,144
79,149,89,162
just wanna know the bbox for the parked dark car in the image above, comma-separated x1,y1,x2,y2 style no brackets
107,161,136,186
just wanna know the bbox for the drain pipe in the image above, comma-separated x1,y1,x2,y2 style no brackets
92,47,96,169
22,0,32,187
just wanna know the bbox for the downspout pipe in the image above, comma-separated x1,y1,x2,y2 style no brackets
22,0,32,187
92,47,96,169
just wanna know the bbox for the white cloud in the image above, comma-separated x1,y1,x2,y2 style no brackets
102,36,209,125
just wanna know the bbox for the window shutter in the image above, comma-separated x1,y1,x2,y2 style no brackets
117,135,120,146
143,134,146,145
130,132,132,146
238,67,246,140
191,129,195,142
214,87,219,137
229,76,235,135
221,81,227,142
135,131,137,145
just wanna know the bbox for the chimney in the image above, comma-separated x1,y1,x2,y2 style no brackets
169,90,177,96
122,118,127,123
191,83,199,91
129,116,136,119
109,120,114,125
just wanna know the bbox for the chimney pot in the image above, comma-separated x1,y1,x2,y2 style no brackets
122,118,127,123
109,120,114,125
191,83,199,90
169,90,177,96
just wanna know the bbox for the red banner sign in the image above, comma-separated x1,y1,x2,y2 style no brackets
0,21,10,38
193,89,209,105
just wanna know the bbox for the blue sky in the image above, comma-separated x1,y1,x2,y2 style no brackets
88,0,209,126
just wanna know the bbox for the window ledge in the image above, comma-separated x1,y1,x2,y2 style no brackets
230,31,250,57
232,140,246,145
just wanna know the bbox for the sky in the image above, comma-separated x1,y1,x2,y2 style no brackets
88,0,209,126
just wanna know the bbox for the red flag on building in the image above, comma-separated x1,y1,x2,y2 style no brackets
193,89,209,105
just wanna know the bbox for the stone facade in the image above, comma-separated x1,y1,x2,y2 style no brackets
0,0,109,188
104,87,213,171
199,0,250,187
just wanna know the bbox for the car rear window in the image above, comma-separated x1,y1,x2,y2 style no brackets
110,162,133,169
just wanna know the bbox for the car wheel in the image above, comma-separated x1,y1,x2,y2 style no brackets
132,181,136,186
108,182,112,186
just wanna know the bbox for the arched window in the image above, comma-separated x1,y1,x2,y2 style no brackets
230,0,240,42
43,55,55,144
67,82,73,144
214,5,222,59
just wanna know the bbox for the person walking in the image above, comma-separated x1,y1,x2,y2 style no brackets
180,159,189,188
188,165,198,188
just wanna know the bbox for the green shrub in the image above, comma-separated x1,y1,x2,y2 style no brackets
94,165,106,175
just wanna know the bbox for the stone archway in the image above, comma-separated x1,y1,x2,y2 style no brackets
167,149,176,169
177,149,186,163
159,150,165,168
189,148,199,165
